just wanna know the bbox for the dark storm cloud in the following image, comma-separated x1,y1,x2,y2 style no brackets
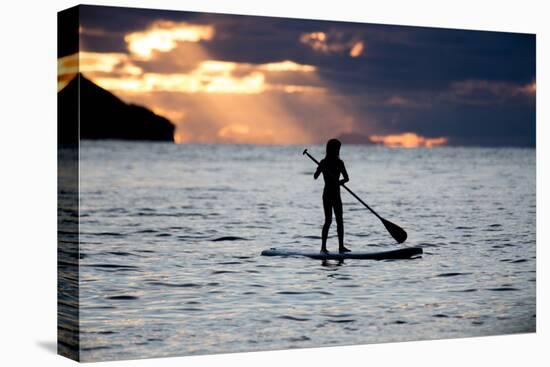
78,5,204,53
76,5,536,146
303,26,535,94
79,4,201,32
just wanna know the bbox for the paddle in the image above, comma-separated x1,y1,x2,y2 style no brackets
303,149,408,244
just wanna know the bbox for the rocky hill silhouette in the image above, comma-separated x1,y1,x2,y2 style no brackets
58,74,174,143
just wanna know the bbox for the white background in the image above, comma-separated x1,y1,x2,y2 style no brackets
0,0,547,365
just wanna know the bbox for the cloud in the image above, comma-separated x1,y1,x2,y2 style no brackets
125,20,214,59
57,52,143,91
385,95,432,109
87,59,321,95
68,7,535,146
299,32,328,52
58,53,79,91
446,79,536,105
300,31,365,58
349,41,364,58
68,21,357,145
80,52,142,75
370,132,448,148
79,25,115,37
60,49,321,95
259,60,316,72
94,69,265,94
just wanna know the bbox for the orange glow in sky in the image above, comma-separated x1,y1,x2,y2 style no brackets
125,21,214,59
60,55,319,95
259,60,316,72
57,47,346,144
521,81,536,95
369,132,448,148
59,19,512,146
349,41,364,57
93,69,266,94
300,31,365,57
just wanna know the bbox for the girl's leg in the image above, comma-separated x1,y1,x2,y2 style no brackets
334,197,349,251
321,196,332,252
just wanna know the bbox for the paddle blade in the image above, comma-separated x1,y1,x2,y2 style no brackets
381,217,408,244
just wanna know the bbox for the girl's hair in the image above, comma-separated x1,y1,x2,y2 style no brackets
326,138,342,159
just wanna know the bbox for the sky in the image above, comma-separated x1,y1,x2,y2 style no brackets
58,5,536,147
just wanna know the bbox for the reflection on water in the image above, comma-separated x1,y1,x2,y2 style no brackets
76,142,535,361
58,145,80,360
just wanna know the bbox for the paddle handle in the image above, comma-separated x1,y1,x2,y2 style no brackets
302,149,382,220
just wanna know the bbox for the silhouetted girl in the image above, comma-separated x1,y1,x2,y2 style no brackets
314,138,350,253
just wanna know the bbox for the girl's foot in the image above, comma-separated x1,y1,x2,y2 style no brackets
338,246,351,253
320,248,329,254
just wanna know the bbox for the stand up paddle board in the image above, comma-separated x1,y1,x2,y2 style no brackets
261,247,422,260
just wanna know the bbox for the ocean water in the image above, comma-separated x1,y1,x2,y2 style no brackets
73,141,535,361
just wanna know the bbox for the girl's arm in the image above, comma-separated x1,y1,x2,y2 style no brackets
339,161,349,185
314,161,323,179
